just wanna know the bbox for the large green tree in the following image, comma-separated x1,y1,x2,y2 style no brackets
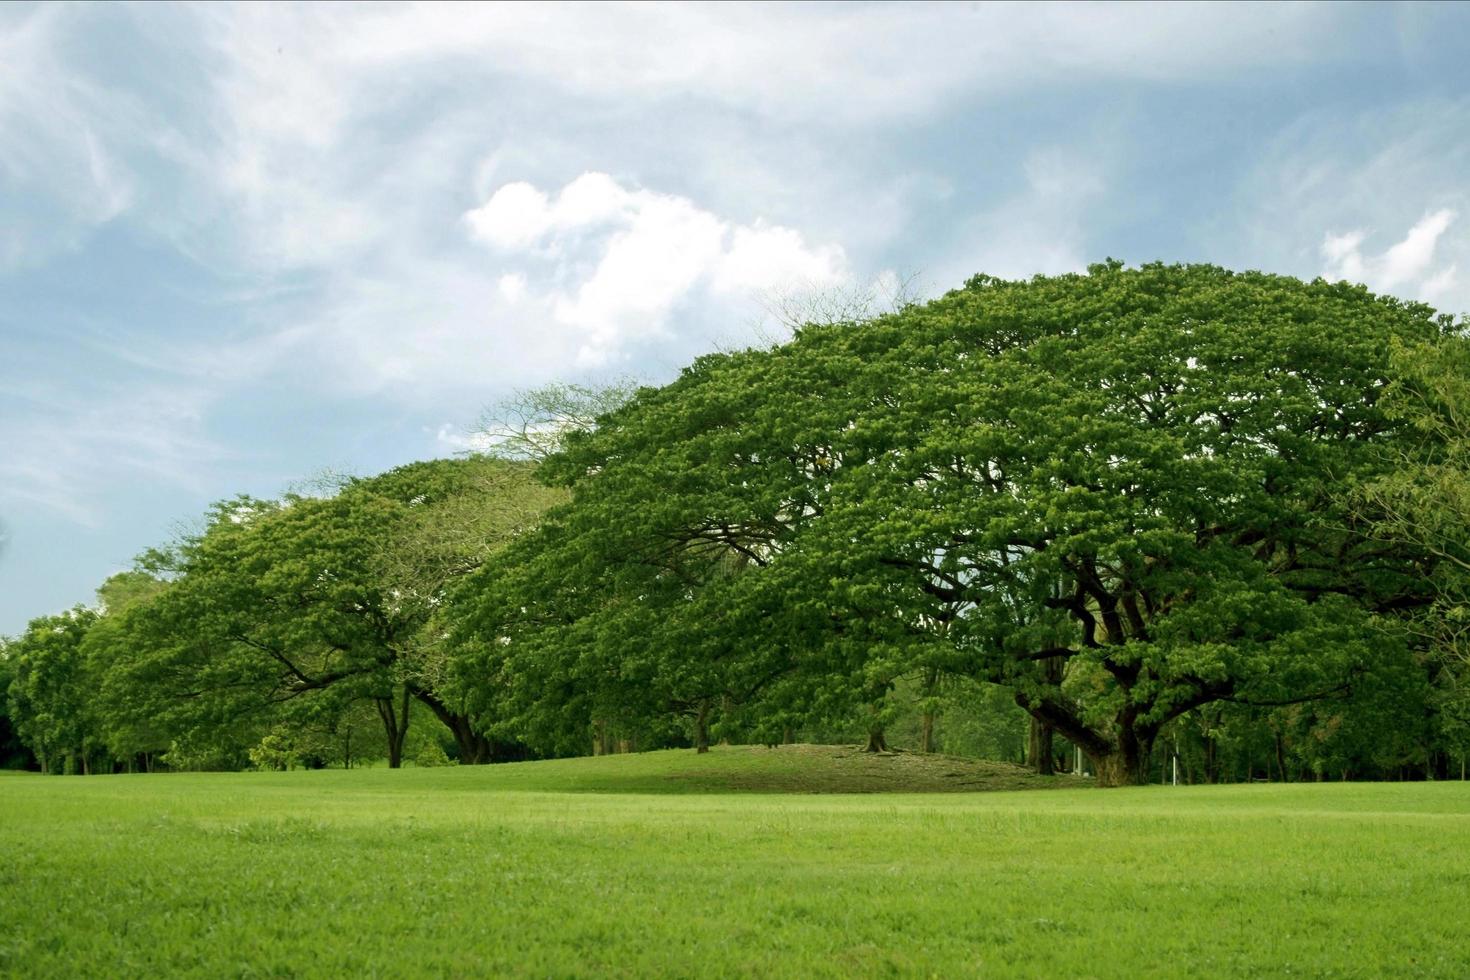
461,263,1452,785
107,456,563,767
1357,336,1470,772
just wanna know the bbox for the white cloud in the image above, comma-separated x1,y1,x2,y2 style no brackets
1379,209,1456,290
1322,209,1458,300
714,224,849,296
1421,264,1458,304
465,173,848,366
1321,230,1367,281
1235,99,1470,317
466,183,557,250
0,6,141,266
465,172,634,252
306,2,1344,126
497,272,528,304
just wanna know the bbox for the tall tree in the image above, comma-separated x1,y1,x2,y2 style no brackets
1356,336,1470,773
463,263,1451,784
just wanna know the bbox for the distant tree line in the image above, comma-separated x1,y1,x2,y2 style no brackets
4,263,1469,785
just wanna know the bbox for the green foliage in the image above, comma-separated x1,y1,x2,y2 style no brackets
97,457,564,768
412,740,451,768
0,646,35,769
10,265,1468,784
5,608,103,773
1357,336,1470,761
247,733,299,772
457,263,1454,783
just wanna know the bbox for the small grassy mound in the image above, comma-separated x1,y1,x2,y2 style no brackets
461,743,1071,794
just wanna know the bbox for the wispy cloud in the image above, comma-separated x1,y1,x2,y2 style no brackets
0,6,142,266
1322,209,1457,299
247,2,1344,125
931,147,1109,287
1235,98,1470,315
433,424,495,455
0,384,230,526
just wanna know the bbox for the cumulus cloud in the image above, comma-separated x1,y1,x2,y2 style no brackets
1321,209,1458,301
465,173,848,365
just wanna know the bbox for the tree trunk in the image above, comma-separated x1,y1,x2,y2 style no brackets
375,688,411,769
432,719,493,764
863,727,888,753
448,719,492,764
409,685,507,765
1092,729,1152,787
782,727,794,745
919,711,935,754
1029,654,1064,775
1093,754,1133,787
694,700,710,754
1028,717,1056,775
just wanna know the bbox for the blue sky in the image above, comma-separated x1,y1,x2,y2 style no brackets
3,1,1470,634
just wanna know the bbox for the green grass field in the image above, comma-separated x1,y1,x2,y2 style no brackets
3,746,1467,977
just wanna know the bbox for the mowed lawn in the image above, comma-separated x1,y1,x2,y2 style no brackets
2,747,1467,977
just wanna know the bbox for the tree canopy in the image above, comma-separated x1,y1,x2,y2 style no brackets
82,456,564,768
455,262,1456,784
6,262,1467,784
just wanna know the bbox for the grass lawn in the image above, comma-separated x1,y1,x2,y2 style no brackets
2,745,1467,977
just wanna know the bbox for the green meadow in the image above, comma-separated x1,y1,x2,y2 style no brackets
2,746,1468,978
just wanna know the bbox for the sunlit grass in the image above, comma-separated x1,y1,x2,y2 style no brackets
2,747,1467,976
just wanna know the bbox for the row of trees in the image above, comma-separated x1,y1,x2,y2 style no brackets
2,457,564,772
4,263,1469,784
